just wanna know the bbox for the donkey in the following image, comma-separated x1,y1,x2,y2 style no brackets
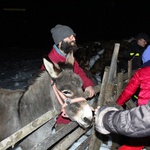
0,51,93,149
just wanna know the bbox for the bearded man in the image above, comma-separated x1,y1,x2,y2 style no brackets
41,24,95,129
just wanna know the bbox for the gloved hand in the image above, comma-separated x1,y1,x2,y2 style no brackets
94,106,118,134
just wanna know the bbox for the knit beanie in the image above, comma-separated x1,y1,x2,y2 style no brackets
51,24,76,45
142,45,150,63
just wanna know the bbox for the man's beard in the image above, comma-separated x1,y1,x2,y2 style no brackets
60,40,78,54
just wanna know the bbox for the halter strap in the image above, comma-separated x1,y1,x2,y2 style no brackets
51,80,86,118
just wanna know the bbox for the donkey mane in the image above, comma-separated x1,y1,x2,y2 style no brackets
57,61,74,69
25,70,44,90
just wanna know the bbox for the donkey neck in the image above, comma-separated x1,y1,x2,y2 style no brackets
19,71,60,123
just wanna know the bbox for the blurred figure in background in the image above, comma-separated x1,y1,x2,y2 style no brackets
124,33,149,70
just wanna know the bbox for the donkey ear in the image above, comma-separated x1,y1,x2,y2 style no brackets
43,58,62,78
65,50,75,66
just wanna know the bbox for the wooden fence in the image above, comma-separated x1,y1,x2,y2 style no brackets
88,43,137,150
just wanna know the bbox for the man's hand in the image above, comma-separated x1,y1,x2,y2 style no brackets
85,86,95,98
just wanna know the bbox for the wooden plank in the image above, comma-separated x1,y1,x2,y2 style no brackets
32,121,79,150
88,66,110,150
51,125,92,150
88,127,102,150
128,60,132,80
125,99,136,109
0,110,58,150
108,43,120,82
98,66,109,106
104,82,115,104
116,72,123,98
76,135,91,150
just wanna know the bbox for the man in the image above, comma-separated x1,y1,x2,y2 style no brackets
124,33,149,70
41,24,95,129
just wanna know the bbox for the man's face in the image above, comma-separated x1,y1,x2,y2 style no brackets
137,39,147,47
60,35,78,54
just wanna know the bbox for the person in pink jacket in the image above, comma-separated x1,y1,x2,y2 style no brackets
41,24,95,129
116,47,150,150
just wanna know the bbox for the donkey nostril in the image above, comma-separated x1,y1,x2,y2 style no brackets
83,117,92,124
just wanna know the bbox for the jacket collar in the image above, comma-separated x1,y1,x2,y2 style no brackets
53,44,66,57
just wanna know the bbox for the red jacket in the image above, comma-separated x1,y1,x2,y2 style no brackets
41,45,94,124
116,65,150,106
41,46,94,89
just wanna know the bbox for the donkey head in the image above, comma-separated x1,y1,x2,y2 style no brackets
43,51,93,128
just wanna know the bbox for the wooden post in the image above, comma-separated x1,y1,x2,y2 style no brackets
128,60,132,80
98,66,109,106
108,43,120,82
116,72,123,98
88,43,121,150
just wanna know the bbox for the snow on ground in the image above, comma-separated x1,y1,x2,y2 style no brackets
0,59,42,90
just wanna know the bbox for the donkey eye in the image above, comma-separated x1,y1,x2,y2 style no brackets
62,90,74,97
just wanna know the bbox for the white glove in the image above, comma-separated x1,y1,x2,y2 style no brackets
94,106,118,134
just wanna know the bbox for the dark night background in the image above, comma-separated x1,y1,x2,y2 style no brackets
0,1,149,148
0,0,149,58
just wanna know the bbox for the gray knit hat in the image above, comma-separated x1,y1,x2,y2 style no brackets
51,24,76,45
